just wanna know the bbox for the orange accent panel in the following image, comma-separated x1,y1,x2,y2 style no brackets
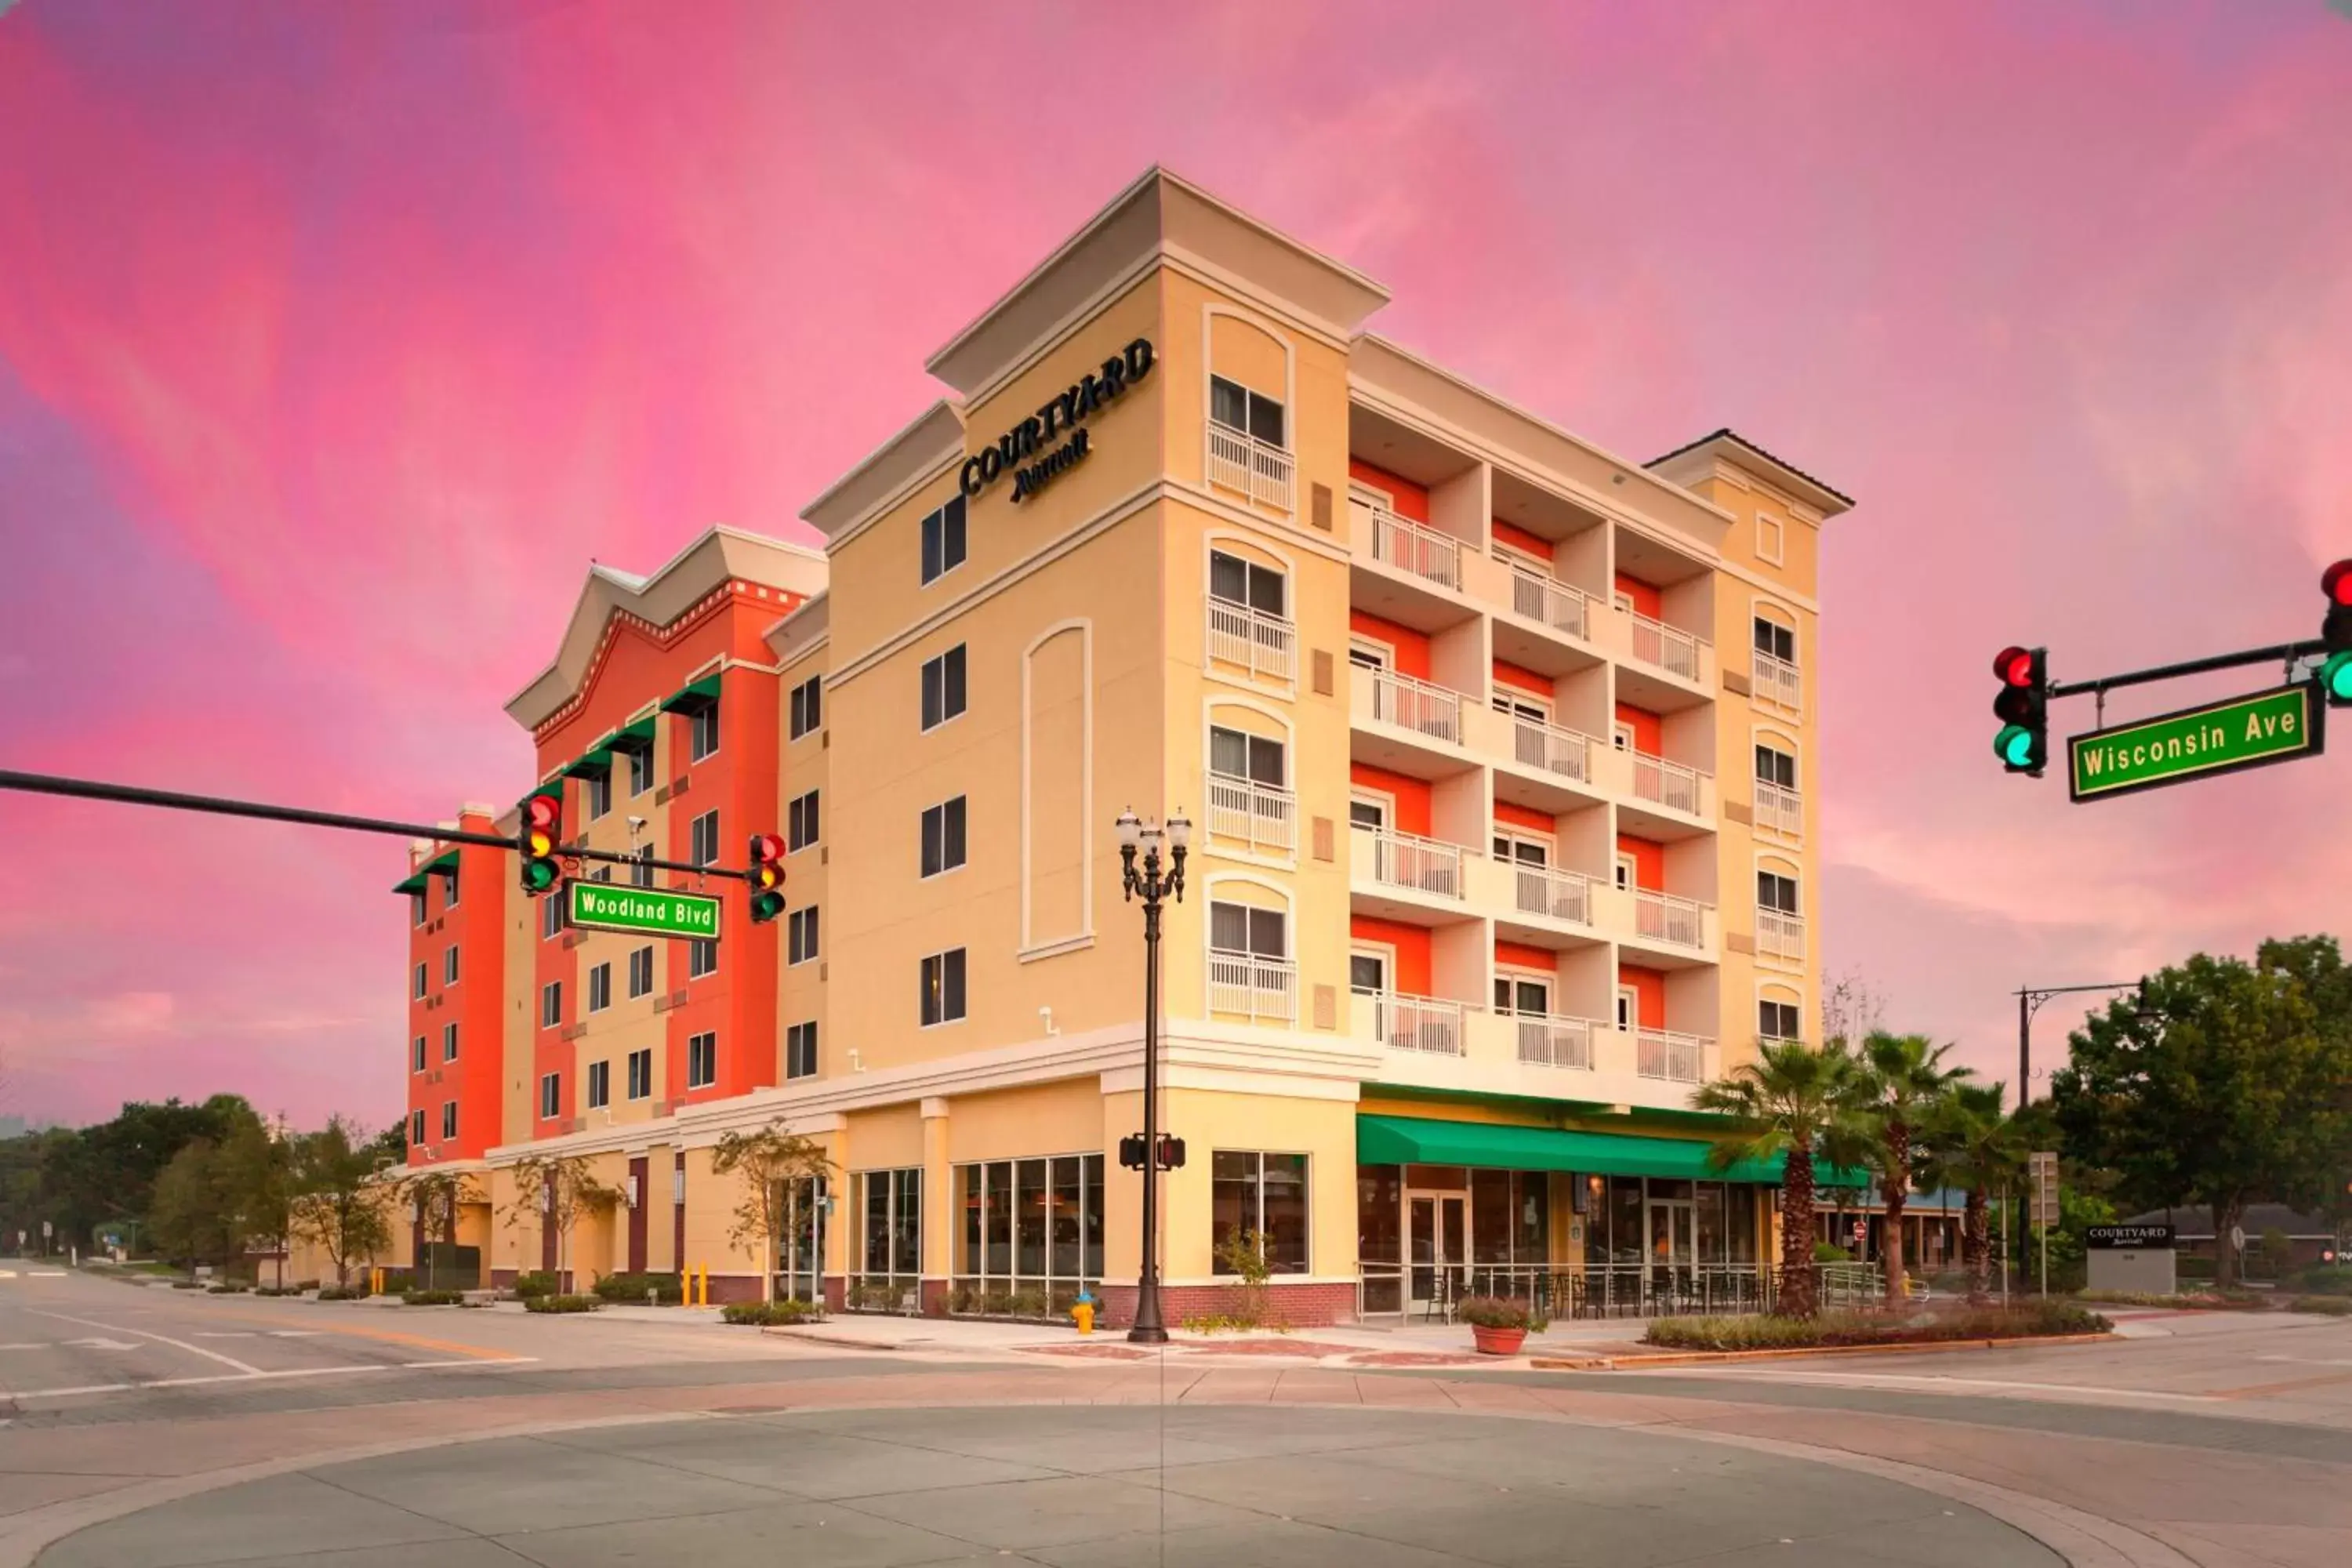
1495,940,1556,973
1493,659,1552,698
1351,917,1432,994
1613,572,1662,619
1615,833,1664,891
1617,965,1668,1029
1613,702,1662,755
1350,764,1432,837
1348,459,1430,522
1490,519,1555,562
1348,611,1432,679
1494,800,1555,834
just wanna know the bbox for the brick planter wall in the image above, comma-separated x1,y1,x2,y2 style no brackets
1094,1279,1356,1329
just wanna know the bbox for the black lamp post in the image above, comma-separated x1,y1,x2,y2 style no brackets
1116,805,1189,1345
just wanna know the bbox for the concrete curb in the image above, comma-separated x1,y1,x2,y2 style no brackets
1532,1330,2116,1370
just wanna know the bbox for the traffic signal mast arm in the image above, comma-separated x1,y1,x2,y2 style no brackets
2042,638,2328,702
0,768,753,880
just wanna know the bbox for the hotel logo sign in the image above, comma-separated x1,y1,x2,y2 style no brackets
960,337,1154,505
2067,683,2323,802
565,882,722,941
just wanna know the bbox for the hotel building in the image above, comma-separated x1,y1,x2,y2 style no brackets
379,169,1854,1323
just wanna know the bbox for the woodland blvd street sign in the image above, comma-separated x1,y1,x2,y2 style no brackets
2068,683,2323,802
566,882,721,939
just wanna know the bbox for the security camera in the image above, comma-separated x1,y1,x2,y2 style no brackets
626,815,648,833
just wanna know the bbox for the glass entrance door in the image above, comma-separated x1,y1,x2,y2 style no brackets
1408,1191,1468,1314
1647,1199,1694,1308
779,1176,828,1303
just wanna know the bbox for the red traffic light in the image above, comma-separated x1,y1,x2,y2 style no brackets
1994,646,2035,687
525,795,560,832
2325,560,2352,608
749,833,784,864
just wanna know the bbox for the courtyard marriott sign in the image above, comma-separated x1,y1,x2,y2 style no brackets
959,336,1155,505
565,882,722,941
2068,683,2324,803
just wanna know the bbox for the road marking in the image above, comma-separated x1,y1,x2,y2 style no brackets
1628,1366,2224,1402
5,1356,539,1403
266,1330,321,1338
0,1342,53,1352
198,1309,514,1362
2256,1355,2352,1367
60,1338,140,1351
25,1309,263,1374
194,1331,259,1339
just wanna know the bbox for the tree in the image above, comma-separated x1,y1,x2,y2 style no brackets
710,1120,833,1303
1820,970,1889,1049
1692,1039,1866,1319
288,1116,394,1288
1915,1083,2027,1305
2053,944,2352,1290
1851,1032,1971,1304
149,1139,236,1270
396,1170,483,1290
506,1153,621,1290
217,1113,296,1287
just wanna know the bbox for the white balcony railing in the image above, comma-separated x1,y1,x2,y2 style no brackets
1367,508,1462,591
1628,610,1705,682
1206,772,1296,856
1633,887,1708,949
1753,649,1802,711
1758,909,1806,964
1753,779,1802,838
1501,560,1590,639
1357,826,1465,899
1508,715,1595,785
1514,1013,1598,1069
1509,860,1595,926
1631,753,1707,816
1357,989,1465,1056
1637,1028,1711,1083
1207,425,1294,512
1360,667,1462,745
1207,598,1296,684
1209,950,1296,1025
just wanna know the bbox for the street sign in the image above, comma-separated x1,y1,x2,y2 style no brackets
2028,1152,2060,1229
2068,683,2322,803
565,881,721,941
2230,1224,2248,1254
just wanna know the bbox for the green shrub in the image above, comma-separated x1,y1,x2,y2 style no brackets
523,1294,601,1314
2290,1294,2352,1316
720,1298,823,1326
1644,1301,2107,1352
170,1279,205,1290
252,1285,298,1297
2076,1288,2266,1310
1457,1294,1548,1332
292,1279,321,1293
1812,1242,1853,1263
401,1289,464,1306
315,1286,360,1301
590,1271,684,1305
513,1270,561,1300
2296,1264,2352,1296
2176,1255,2217,1280
206,1282,252,1294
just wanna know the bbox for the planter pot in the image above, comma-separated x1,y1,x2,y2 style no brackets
1471,1325,1528,1356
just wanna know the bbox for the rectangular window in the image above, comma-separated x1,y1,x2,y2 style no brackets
583,771,612,821
1208,549,1286,616
788,789,821,851
1759,1000,1802,1041
788,674,824,739
920,644,967,731
412,962,428,1000
585,1060,611,1111
590,864,612,884
786,1020,818,1079
442,946,459,985
442,1022,458,1062
411,1036,427,1073
920,796,967,878
919,495,967,586
444,865,459,908
540,981,562,1030
1753,616,1796,664
541,895,563,940
688,701,721,764
411,892,426,928
412,1109,427,1147
1758,871,1801,914
953,1156,1105,1287
920,948,967,1026
441,1102,457,1141
1209,375,1287,448
626,1047,653,1101
1210,1151,1308,1275
626,746,653,797
1207,726,1285,787
586,961,612,1014
689,809,720,869
854,1168,924,1279
539,1072,561,1120
1755,745,1798,789
687,1032,717,1090
1209,902,1288,959
627,945,655,999
688,938,717,979
787,905,819,964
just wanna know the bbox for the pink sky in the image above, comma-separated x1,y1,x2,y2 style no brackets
3,2,2350,1128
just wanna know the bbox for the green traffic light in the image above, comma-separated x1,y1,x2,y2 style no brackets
1995,724,2038,768
2324,651,2352,704
523,859,558,892
750,891,786,923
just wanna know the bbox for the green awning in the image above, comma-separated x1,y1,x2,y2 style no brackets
391,871,430,897
608,715,657,753
423,850,459,877
659,673,722,714
1357,1114,1868,1188
563,746,612,779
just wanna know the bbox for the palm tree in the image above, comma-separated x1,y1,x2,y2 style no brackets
1916,1082,2025,1305
1852,1032,1971,1305
1693,1037,1864,1319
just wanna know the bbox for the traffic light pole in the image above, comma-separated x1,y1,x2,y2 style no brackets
0,768,750,881
2046,639,2325,707
2016,980,2142,1112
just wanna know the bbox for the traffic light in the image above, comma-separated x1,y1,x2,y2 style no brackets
1992,645,2048,775
747,833,786,923
2319,560,2352,706
519,791,562,895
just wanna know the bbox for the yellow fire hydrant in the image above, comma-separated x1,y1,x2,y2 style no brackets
1072,1290,1096,1336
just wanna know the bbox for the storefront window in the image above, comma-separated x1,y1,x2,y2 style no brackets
1015,1158,1047,1276
1608,1177,1645,1266
1471,1170,1512,1264
1212,1150,1309,1274
854,1167,921,1276
1517,1173,1549,1263
1051,1156,1083,1279
951,1154,1104,1315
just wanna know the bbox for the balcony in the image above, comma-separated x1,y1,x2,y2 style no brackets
1207,597,1295,684
1752,648,1802,712
1503,713,1596,786
1632,887,1709,949
1354,825,1465,900
1512,1012,1599,1070
1757,909,1806,964
1506,859,1595,927
1630,752,1709,817
1355,666,1463,746
1353,989,1466,1056
1753,779,1802,838
1637,1027,1715,1084
1207,425,1294,512
1209,949,1296,1025
1494,558,1592,640
1361,505,1463,592
1627,609,1707,683
1206,772,1295,857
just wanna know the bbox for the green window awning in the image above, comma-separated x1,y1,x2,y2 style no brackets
1356,1114,1868,1188
423,850,459,877
391,870,430,897
563,746,613,779
659,673,722,714
608,715,657,754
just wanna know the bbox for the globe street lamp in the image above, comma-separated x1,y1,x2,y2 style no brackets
1116,806,1189,1344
